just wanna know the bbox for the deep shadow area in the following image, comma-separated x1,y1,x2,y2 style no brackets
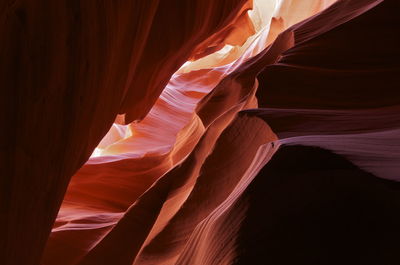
234,145,400,265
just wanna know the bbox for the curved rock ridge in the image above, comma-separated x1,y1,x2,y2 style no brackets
243,106,400,181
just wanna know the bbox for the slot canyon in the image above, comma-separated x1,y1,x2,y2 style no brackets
1,0,400,264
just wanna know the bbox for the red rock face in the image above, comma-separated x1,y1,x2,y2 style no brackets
0,1,251,264
2,0,400,264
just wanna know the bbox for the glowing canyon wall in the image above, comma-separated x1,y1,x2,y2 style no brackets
1,0,400,264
